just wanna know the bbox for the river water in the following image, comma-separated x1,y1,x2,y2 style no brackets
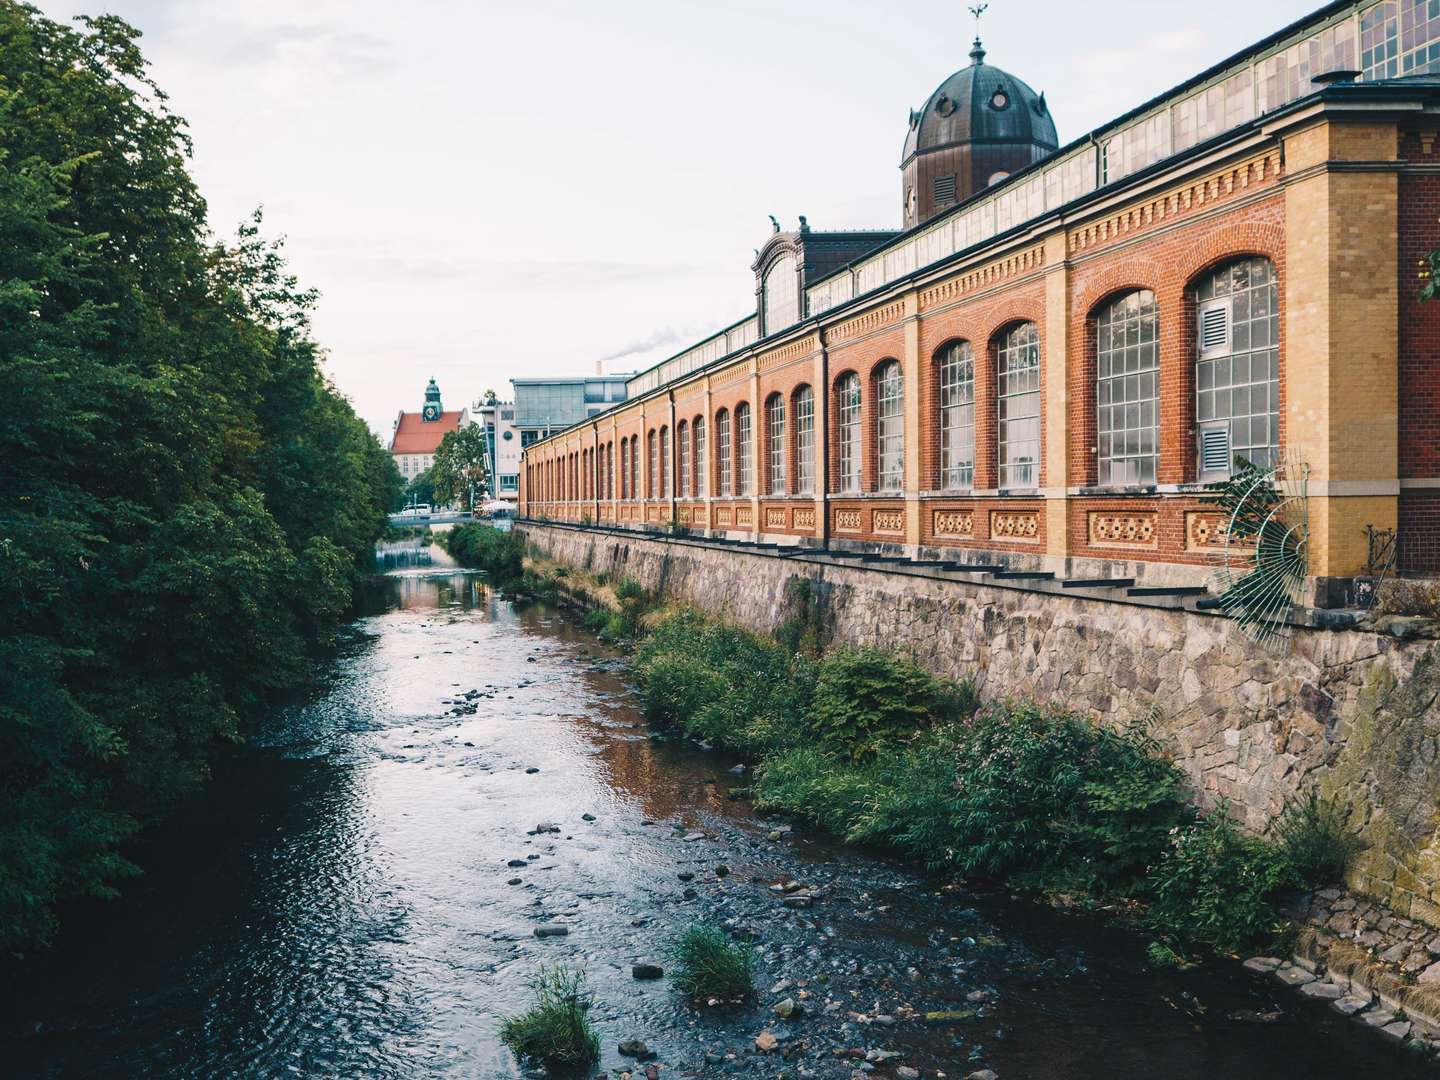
2,553,1432,1078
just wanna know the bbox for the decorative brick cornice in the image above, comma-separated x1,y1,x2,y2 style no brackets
829,300,906,345
918,244,1047,312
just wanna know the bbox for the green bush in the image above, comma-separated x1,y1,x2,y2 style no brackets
1271,791,1365,888
808,647,973,758
499,964,600,1071
671,924,754,1000
444,524,525,585
1146,807,1295,954
632,609,812,752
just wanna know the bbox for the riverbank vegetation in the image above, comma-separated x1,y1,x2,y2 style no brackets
671,924,755,1001
0,6,400,955
498,964,600,1071
627,602,1361,958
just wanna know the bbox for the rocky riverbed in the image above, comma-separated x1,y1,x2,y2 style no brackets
2,563,1432,1078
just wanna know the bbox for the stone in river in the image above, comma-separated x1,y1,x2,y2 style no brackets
1299,980,1343,999
632,963,664,980
781,894,813,909
618,1038,653,1059
582,813,596,821
1333,996,1370,1016
525,767,540,774
683,831,706,842
965,1072,999,1080
534,925,569,938
531,822,561,834
755,1031,779,1052
507,859,527,867
507,877,522,886
677,872,695,882
729,764,746,775
772,997,802,1018
897,1069,920,1080
715,864,731,877
1273,964,1315,987
1241,956,1282,973
683,888,699,900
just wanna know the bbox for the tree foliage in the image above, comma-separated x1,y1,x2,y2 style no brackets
430,423,489,510
0,3,400,954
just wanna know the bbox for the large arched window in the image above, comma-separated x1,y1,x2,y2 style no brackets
630,436,639,500
677,420,690,497
763,253,799,334
647,430,658,498
875,360,904,492
765,393,786,495
694,416,707,497
938,342,975,490
735,402,753,496
794,386,815,495
620,439,629,499
716,409,732,496
1097,290,1159,486
1194,256,1279,478
997,323,1041,489
659,425,670,498
836,373,862,492
606,442,614,500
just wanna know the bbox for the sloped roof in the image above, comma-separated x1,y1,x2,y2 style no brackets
389,410,464,454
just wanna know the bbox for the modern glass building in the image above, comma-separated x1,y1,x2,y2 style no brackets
512,375,630,447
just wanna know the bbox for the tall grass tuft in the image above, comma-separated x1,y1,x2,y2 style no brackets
498,964,600,1071
670,924,754,1000
1272,790,1366,888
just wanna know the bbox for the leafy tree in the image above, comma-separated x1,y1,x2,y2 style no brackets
431,423,490,510
0,3,398,954
404,468,436,508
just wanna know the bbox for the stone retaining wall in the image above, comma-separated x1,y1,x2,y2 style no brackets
518,523,1440,928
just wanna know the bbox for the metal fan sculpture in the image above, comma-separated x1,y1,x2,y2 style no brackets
1206,452,1310,651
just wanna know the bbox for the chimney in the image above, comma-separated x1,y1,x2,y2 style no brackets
595,359,603,376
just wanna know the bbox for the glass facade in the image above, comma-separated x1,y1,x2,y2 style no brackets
763,254,800,334
938,343,975,490
677,421,690,497
766,394,786,495
660,425,670,498
837,374,862,492
1195,257,1280,474
736,402,753,496
875,362,904,493
694,416,706,497
514,377,629,432
794,386,815,495
716,410,732,495
998,323,1041,489
1096,291,1160,486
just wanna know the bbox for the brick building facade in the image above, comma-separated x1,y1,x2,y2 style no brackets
520,2,1440,598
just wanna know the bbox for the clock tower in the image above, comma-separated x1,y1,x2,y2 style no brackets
422,377,442,422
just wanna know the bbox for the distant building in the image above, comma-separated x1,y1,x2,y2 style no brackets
473,396,521,498
512,373,631,448
389,378,467,484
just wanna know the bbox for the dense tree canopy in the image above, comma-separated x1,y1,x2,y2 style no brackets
0,3,401,954
431,423,490,510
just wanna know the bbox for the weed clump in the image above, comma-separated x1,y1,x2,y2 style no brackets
1271,791,1365,888
671,924,754,1000
499,964,600,1071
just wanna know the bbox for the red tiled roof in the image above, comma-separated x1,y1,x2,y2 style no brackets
389,410,464,454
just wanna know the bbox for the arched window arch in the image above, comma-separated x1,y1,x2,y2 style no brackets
765,393,786,495
1096,290,1159,486
677,420,690,497
836,373,862,493
763,253,799,334
874,360,904,493
793,385,815,495
715,409,732,496
659,424,670,498
735,402,753,496
997,322,1041,489
694,415,707,497
938,342,975,490
1194,256,1279,478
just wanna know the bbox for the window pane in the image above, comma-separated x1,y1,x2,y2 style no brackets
1193,257,1280,475
766,395,786,495
998,323,1041,488
837,374,862,492
736,403,753,496
794,387,815,494
938,342,975,489
875,361,904,492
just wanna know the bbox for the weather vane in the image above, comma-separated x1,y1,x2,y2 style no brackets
968,3,988,32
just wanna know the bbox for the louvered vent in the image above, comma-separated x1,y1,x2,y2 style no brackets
1200,425,1231,475
933,174,957,203
1199,299,1231,357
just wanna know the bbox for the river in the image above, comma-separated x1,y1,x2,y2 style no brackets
2,550,1431,1078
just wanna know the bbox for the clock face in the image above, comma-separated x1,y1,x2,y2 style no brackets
423,405,439,421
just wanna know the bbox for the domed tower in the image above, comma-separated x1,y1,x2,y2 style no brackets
422,377,443,422
901,37,1058,229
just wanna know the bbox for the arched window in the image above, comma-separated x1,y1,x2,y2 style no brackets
875,360,904,492
997,323,1041,488
630,435,639,500
619,439,629,499
765,393,786,495
794,386,815,495
694,416,707,497
677,420,690,497
1194,256,1279,477
647,430,658,498
763,253,799,334
1096,290,1159,486
735,402,753,496
938,342,975,490
716,409,732,495
836,373,862,492
659,425,670,498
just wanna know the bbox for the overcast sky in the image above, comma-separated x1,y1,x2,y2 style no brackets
38,0,1319,437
